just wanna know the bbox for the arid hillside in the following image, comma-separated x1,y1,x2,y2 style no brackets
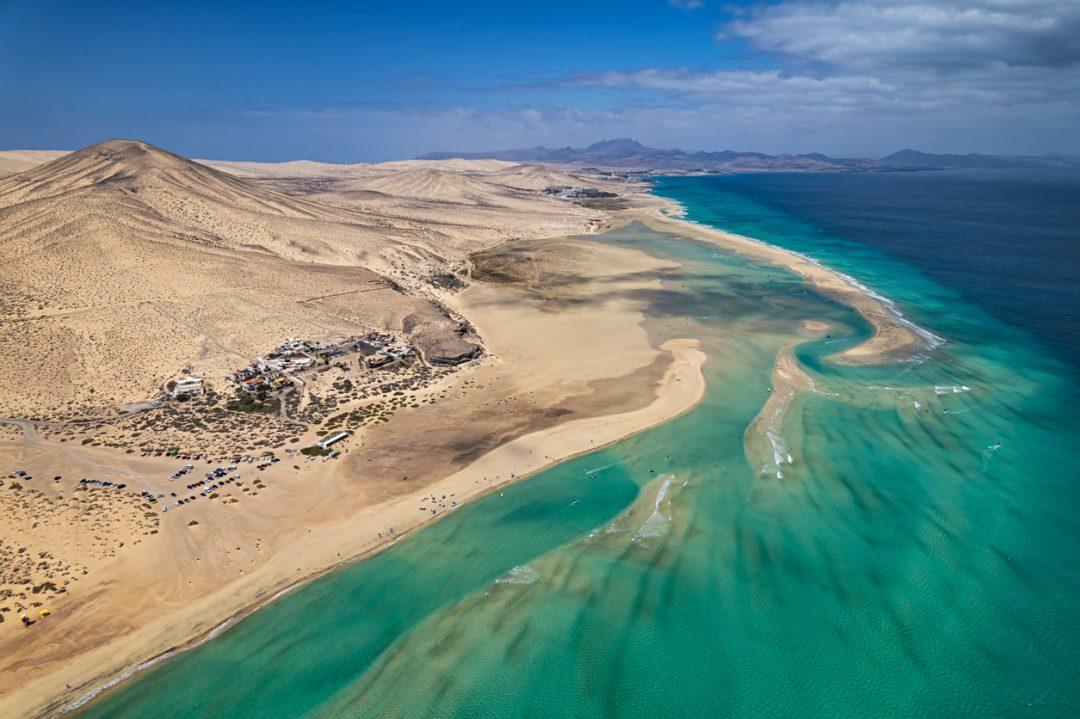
202,156,612,270
0,140,611,419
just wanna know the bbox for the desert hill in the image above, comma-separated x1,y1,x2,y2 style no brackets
486,164,591,191
0,140,612,419
349,166,513,205
0,140,320,214
201,156,614,276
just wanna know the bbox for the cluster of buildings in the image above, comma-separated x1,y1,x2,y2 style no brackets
357,332,414,368
226,333,416,393
543,186,618,199
228,338,316,393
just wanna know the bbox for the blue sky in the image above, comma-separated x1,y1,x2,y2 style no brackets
2,0,1078,161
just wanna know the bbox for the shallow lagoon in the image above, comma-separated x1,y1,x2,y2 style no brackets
80,178,1080,718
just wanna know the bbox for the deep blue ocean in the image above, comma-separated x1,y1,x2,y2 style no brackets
654,170,1080,369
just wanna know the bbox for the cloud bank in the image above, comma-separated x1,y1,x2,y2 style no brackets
550,0,1080,154
726,0,1080,72
7,0,1074,159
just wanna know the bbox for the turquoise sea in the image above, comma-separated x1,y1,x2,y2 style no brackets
78,172,1080,717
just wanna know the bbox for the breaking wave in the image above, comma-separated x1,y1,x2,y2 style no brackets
495,565,539,585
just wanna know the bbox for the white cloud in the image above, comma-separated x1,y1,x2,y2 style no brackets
577,68,899,112
574,61,1080,113
725,0,1080,72
547,1,1080,153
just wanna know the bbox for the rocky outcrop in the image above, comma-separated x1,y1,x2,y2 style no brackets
421,335,483,365
403,311,483,366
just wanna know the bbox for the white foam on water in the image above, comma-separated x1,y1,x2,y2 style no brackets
61,648,181,714
634,512,670,541
653,474,675,506
934,385,971,395
765,429,791,479
633,474,677,542
834,271,944,352
61,595,269,715
496,564,540,585
59,554,342,715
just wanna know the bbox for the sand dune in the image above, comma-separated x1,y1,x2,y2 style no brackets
206,156,615,277
369,158,518,174
195,158,366,179
351,167,514,205
0,150,68,178
0,140,629,424
486,163,589,190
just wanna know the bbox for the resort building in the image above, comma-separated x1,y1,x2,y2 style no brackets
171,374,204,397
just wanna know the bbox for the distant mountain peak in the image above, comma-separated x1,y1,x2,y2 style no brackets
585,138,646,150
417,139,1080,173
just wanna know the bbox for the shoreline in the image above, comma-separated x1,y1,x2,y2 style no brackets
621,191,942,364
54,339,707,718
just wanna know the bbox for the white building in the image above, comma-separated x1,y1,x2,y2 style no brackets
171,374,204,397
317,431,350,450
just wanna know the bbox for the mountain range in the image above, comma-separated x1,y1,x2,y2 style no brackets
420,138,1080,173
